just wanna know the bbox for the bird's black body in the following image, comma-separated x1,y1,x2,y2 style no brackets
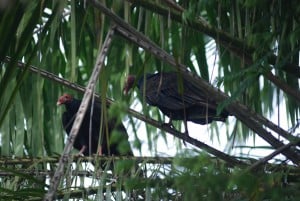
136,72,229,124
60,95,133,156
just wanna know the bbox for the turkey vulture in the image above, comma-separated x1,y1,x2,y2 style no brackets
123,72,229,132
57,94,133,156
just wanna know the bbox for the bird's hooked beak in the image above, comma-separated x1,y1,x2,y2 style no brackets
123,80,129,95
123,86,129,95
57,94,72,106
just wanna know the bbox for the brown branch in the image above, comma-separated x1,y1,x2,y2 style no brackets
247,140,300,172
44,27,115,201
265,71,300,103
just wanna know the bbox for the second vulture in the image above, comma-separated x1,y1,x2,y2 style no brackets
123,72,229,132
57,94,133,156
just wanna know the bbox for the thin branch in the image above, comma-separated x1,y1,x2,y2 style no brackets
0,155,173,165
4,56,88,96
265,71,300,103
247,140,300,172
43,27,115,201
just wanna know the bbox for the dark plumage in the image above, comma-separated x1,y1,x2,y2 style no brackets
123,72,229,131
57,94,133,156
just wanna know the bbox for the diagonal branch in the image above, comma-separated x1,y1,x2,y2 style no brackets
86,0,300,164
43,27,115,201
247,140,300,172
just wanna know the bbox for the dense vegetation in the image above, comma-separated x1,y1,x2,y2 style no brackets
0,0,299,200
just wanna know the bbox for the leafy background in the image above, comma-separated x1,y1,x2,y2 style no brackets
0,0,299,200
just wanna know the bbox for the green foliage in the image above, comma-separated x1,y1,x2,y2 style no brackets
171,153,300,201
0,0,300,199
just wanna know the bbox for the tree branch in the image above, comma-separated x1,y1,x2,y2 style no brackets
247,140,300,172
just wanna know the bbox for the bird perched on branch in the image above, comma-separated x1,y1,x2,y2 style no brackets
123,72,229,133
57,94,133,156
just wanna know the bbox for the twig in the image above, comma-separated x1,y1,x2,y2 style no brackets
288,119,300,134
247,141,300,172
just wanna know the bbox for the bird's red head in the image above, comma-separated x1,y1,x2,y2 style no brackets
57,94,73,105
123,75,136,95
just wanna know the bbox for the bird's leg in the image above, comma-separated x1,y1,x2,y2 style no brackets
166,117,175,128
183,119,189,136
162,115,175,128
162,115,188,146
77,145,86,156
182,116,189,146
